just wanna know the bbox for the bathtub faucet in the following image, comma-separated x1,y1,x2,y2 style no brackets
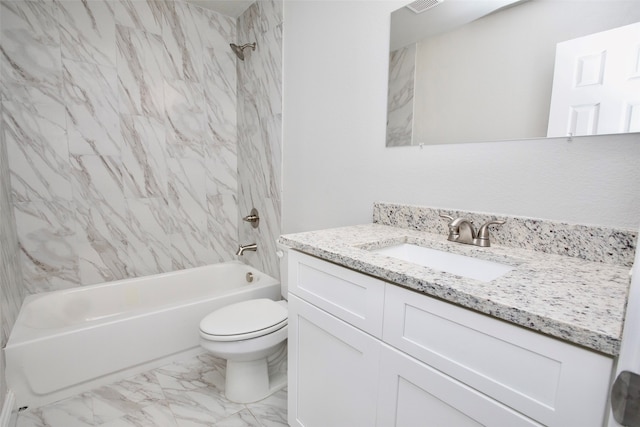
236,243,257,256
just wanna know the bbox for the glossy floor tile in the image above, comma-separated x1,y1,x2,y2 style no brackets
16,353,288,427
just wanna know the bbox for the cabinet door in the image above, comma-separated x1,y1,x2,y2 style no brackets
377,345,543,427
288,294,381,427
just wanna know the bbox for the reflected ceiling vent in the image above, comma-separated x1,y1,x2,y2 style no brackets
406,0,445,14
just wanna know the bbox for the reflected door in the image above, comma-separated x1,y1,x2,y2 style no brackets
547,22,640,137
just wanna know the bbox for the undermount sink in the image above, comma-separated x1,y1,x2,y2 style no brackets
372,243,515,282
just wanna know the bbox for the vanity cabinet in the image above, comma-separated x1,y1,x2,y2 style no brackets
287,249,386,427
287,250,614,427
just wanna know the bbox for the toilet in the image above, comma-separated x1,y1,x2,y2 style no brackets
199,246,289,403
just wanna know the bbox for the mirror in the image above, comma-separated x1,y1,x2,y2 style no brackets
386,0,640,146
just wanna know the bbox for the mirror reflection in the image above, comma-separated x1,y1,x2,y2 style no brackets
386,0,640,147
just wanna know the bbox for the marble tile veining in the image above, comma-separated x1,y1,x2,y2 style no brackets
116,25,165,121
162,0,204,83
164,78,205,160
16,353,288,427
120,114,167,199
237,0,283,281
13,200,79,293
0,0,62,104
280,222,632,356
0,92,26,407
56,0,117,68
1,0,267,293
115,0,163,36
386,44,415,147
62,59,120,157
3,100,71,203
126,197,172,276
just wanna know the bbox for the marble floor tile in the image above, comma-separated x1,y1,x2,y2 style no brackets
16,352,288,427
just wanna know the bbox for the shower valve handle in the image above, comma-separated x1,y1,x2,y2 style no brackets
242,208,260,228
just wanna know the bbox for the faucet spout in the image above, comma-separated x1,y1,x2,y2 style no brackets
440,212,505,247
236,243,257,256
448,218,476,244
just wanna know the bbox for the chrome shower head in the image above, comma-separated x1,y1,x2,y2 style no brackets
230,42,256,61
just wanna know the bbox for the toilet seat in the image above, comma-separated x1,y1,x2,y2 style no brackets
200,299,288,342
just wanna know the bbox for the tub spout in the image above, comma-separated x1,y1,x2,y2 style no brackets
236,243,257,256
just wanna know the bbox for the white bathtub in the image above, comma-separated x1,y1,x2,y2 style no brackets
5,262,281,409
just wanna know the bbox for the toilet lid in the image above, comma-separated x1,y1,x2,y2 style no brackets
200,299,287,341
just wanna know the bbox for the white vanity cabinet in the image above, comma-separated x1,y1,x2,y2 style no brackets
287,250,614,427
287,250,386,427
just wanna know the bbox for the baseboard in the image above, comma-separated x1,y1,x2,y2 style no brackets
0,390,15,427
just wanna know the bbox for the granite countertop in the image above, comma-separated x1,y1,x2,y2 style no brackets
279,223,632,357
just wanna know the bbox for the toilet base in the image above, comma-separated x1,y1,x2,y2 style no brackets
224,342,287,403
199,311,288,404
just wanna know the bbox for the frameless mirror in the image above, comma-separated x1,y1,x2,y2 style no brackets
386,0,640,147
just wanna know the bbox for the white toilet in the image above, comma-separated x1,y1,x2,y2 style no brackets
199,247,289,403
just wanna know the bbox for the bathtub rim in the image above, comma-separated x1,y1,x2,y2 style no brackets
7,261,280,347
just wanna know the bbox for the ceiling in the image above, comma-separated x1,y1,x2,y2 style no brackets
390,0,525,50
186,0,254,18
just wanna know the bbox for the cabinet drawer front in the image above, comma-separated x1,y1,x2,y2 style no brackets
377,345,544,427
288,250,385,337
383,284,612,426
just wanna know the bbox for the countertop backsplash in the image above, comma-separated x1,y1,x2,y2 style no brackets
373,202,637,267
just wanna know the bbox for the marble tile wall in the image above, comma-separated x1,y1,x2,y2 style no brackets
237,1,283,279
386,44,415,147
0,97,26,413
1,0,241,293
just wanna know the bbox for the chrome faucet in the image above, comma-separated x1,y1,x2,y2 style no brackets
440,214,505,247
236,243,257,256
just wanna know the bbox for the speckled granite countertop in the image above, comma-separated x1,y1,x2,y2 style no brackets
279,223,632,357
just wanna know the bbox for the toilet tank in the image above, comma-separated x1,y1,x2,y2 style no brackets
276,241,289,299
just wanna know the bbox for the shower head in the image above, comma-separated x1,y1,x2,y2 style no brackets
230,42,256,61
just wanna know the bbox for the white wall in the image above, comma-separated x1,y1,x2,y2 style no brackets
282,0,640,233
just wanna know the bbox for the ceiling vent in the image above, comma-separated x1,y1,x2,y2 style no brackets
405,0,445,14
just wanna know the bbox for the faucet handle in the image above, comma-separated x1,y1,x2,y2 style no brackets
439,214,454,223
474,220,505,247
439,214,457,240
242,208,260,229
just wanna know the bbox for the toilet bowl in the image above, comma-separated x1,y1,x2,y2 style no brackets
199,298,288,403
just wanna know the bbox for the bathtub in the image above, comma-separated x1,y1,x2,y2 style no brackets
5,262,281,409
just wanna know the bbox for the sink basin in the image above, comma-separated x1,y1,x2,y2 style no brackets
372,243,514,282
